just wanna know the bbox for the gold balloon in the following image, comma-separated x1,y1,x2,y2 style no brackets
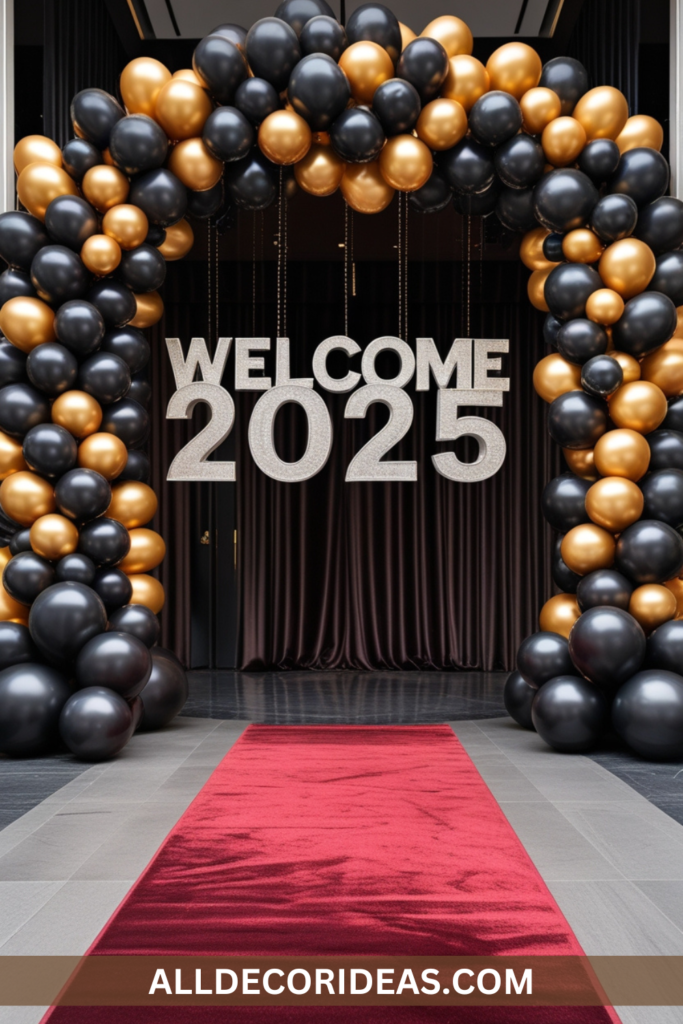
664,577,683,619
609,380,667,434
594,428,651,480
520,227,555,271
562,228,604,264
0,431,27,480
416,98,467,151
338,41,394,104
128,573,165,613
673,306,683,339
486,42,542,100
80,234,122,276
119,528,166,574
399,22,416,51
102,148,116,166
108,482,158,529
609,350,641,384
82,165,130,213
13,135,62,175
539,593,581,638
172,69,206,89
641,339,683,398
258,111,312,166
168,137,223,189
379,135,432,192
520,87,562,134
78,433,128,480
533,353,582,403
615,114,663,154
157,218,194,260
0,576,28,624
0,471,55,526
585,288,625,326
120,57,172,117
130,291,164,329
29,514,79,560
586,476,644,532
52,391,103,438
564,448,598,480
0,296,56,352
154,79,212,140
527,267,552,311
101,204,149,250
441,54,490,112
420,15,473,57
542,117,587,167
340,161,394,214
561,524,616,576
629,584,676,633
294,144,346,196
573,86,629,141
16,162,79,221
599,238,655,299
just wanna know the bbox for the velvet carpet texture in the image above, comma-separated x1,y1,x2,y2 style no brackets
46,725,618,1022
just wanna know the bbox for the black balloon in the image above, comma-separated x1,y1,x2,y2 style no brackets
127,373,151,408
517,630,574,688
79,352,131,405
0,383,50,439
139,647,189,729
0,268,36,305
246,17,301,92
590,193,638,244
612,669,683,759
209,23,247,48
187,181,225,219
288,53,350,131
552,536,582,593
55,552,96,585
234,78,280,126
100,327,149,375
45,196,98,251
641,469,683,528
0,211,49,271
30,245,89,305
29,581,107,666
396,37,448,104
225,150,277,211
92,567,133,611
193,34,247,104
609,147,670,207
569,606,646,692
55,468,111,522
129,169,188,228
496,186,537,233
646,618,683,673
542,472,590,531
452,178,500,216
76,630,151,698
581,354,623,398
203,106,254,163
145,225,166,247
87,280,136,328
557,318,608,365
0,663,70,755
61,138,101,182
538,57,588,116
542,313,562,348
547,391,608,449
54,300,105,357
651,251,683,308
108,603,160,648
70,88,124,149
612,291,677,357
3,551,55,605
635,197,683,255
346,3,401,65
439,137,495,195
117,244,166,294
129,694,144,732
648,428,683,471
576,569,633,612
275,0,335,35
115,449,150,484
544,263,601,320
101,398,149,447
469,91,522,147
534,169,598,233
542,233,564,264
494,134,544,190
9,528,31,555
577,139,620,184
78,517,130,567
59,686,133,761
615,520,683,584
409,168,451,214
0,338,27,387
300,15,347,59
372,79,421,137
22,423,77,479
504,670,536,729
331,107,385,164
663,399,683,433
532,675,607,753
108,114,168,176
0,621,38,669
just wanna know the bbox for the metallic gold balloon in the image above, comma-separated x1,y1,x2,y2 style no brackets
527,267,552,311
313,131,331,146
664,577,683,619
441,54,490,112
641,339,683,398
609,350,641,384
120,57,172,118
14,135,62,175
399,22,416,50
416,98,467,151
573,86,629,141
80,234,122,276
29,513,79,560
539,593,581,638
561,524,616,576
599,238,656,299
520,87,562,135
629,584,676,633
564,447,598,480
338,41,394,105
520,227,554,272
0,296,56,353
128,573,165,613
16,162,79,221
102,204,149,250
673,306,683,339
130,291,164,328
52,391,103,438
379,135,432,192
0,431,27,480
0,576,28,624
533,353,582,403
562,228,604,264
615,114,663,154
102,148,116,166
586,476,644,532
340,161,394,214
154,78,213,141
172,69,206,89
585,288,625,326
542,117,587,167
167,137,223,190
158,218,195,260
0,471,55,526
107,482,158,529
78,432,128,480
609,380,667,434
258,110,312,166
594,428,651,480
82,165,130,213
294,144,346,196
421,15,473,57
486,42,542,100
119,528,166,574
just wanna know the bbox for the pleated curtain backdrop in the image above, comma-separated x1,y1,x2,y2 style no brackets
567,0,641,113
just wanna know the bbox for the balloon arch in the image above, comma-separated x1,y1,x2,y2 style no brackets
0,1,682,762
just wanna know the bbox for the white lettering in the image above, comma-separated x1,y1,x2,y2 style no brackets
416,338,472,391
473,339,509,391
242,968,260,994
312,336,362,393
148,969,171,996
420,968,440,994
263,969,284,995
506,968,532,995
350,969,372,994
175,969,192,995
396,969,420,995
276,337,313,388
454,969,475,995
166,336,232,389
215,969,238,995
234,338,271,390
361,336,415,388
195,969,212,995
477,969,501,994
376,968,394,994
287,969,311,994
315,968,335,995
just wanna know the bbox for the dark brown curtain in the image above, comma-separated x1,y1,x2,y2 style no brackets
567,0,641,112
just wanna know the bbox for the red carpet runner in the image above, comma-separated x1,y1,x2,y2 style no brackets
48,724,618,1022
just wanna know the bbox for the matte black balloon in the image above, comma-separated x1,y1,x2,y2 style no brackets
101,398,149,448
0,383,50,439
539,57,589,116
29,581,107,666
54,300,105,357
517,630,574,688
469,91,522,147
55,468,111,523
0,506,21,537
372,79,421,137
114,449,150,484
534,169,598,233
9,528,31,555
70,88,124,149
203,106,254,163
576,569,633,612
45,196,98,251
87,281,136,328
396,37,448,104
30,245,89,305
569,605,646,691
612,669,683,759
108,114,168,176
346,3,401,65
100,328,149,375
649,428,683,471
129,694,144,732
225,150,277,211
108,603,160,648
556,318,608,365
452,178,500,217
612,291,677,358
542,314,561,349
275,0,335,35
145,225,166,247
640,469,683,528
129,168,188,228
76,630,151,698
0,211,49,271
663,399,683,433
439,137,495,195
234,78,280,127
78,352,131,405
547,391,608,450
61,138,101,182
609,147,670,207
577,138,620,183
0,338,27,387
55,552,96,585
615,519,683,584
504,670,536,729
532,675,607,753
3,551,55,605
92,567,133,611
0,621,38,669
209,23,247,48
331,107,385,164
590,193,638,244
646,618,683,673
22,423,77,479
650,251,683,308
552,536,582,594
187,180,225,219
78,517,130,568
117,244,166,294
544,262,602,320
288,53,350,132
139,647,189,730
542,233,564,264
542,472,591,531
635,197,683,255
300,15,347,59
59,686,133,761
127,373,151,408
581,354,623,399
193,34,247,104
0,663,70,755
409,168,451,213
246,18,301,92
496,186,537,233
494,134,544,190
0,268,36,305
